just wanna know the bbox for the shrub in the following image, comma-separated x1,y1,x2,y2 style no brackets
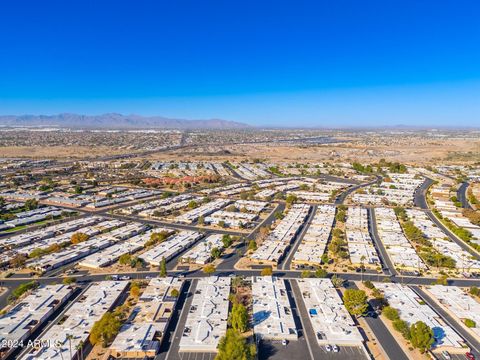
464,318,476,328
383,306,400,321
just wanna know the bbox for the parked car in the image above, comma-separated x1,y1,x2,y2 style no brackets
441,350,451,360
119,275,130,280
332,345,339,352
465,352,475,360
325,345,332,352
282,339,288,346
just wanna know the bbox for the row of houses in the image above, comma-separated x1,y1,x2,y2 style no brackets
352,173,424,206
292,205,336,268
29,221,148,272
108,277,183,358
175,199,230,224
346,207,380,266
250,204,311,265
115,193,193,216
79,228,173,269
375,207,426,271
140,231,204,266
22,281,128,360
406,209,480,271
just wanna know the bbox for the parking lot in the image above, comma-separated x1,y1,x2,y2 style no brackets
258,338,311,360
316,345,368,359
173,352,217,360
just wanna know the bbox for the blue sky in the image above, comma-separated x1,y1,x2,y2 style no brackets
1,1,479,127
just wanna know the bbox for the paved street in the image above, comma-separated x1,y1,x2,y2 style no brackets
279,204,317,270
457,182,472,209
349,282,409,360
367,207,395,276
411,286,480,357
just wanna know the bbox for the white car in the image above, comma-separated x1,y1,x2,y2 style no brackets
119,275,130,280
325,344,332,352
441,351,451,360
282,339,288,346
332,345,339,352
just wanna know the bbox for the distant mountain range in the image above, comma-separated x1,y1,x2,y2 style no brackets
0,113,251,129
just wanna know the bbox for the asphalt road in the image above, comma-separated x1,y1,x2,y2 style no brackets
411,286,480,357
368,208,396,276
288,279,368,360
335,176,381,205
279,204,317,270
414,177,434,209
457,182,472,209
425,210,480,261
349,282,409,360
158,279,198,360
155,280,194,360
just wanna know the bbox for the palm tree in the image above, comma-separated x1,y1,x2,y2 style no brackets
360,255,366,282
55,342,65,360
66,334,74,359
75,340,84,360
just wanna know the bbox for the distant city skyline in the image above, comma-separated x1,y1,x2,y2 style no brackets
1,1,479,127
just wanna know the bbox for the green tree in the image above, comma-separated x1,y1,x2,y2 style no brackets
436,274,448,286
321,253,329,264
301,270,313,278
464,318,476,328
146,231,170,247
363,280,375,289
203,263,216,275
285,194,298,205
9,254,27,268
229,303,248,333
470,286,480,297
159,257,167,277
393,319,411,340
71,232,89,244
90,311,123,347
335,210,346,223
130,284,140,298
248,240,257,251
315,268,328,278
330,274,344,288
24,198,39,211
343,289,368,317
260,267,273,276
211,247,222,259
170,288,180,297
222,234,233,248
216,329,256,360
63,277,76,285
118,254,132,265
383,306,400,321
409,321,434,353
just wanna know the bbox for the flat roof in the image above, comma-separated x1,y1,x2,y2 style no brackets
296,279,363,346
252,276,297,340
